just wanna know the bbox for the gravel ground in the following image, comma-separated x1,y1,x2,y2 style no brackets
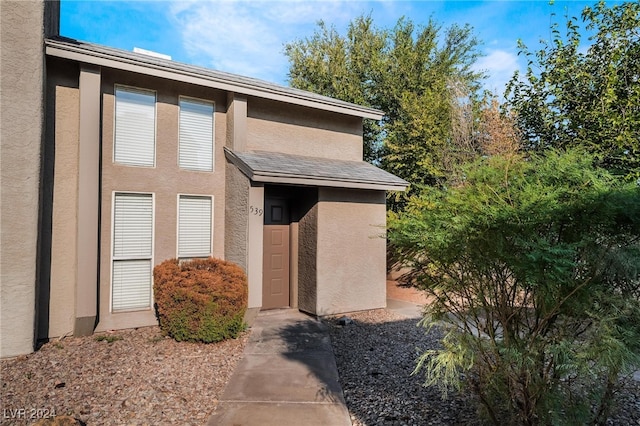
326,308,640,426
327,309,478,426
3,285,639,426
0,327,248,426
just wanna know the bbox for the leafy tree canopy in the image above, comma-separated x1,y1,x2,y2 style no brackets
285,15,483,202
506,1,640,179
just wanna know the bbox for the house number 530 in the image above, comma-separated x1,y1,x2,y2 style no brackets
250,206,263,216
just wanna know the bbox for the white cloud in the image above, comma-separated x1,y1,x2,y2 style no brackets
168,0,525,93
168,0,368,84
473,48,521,98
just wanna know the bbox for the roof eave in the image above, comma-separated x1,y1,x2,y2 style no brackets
224,148,407,192
250,172,408,191
45,38,385,120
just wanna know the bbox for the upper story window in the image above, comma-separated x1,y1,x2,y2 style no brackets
179,98,214,172
114,86,156,167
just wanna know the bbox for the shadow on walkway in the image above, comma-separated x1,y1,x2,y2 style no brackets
207,309,351,426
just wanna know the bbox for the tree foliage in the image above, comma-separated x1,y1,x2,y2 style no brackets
285,15,483,202
506,1,640,179
444,89,523,186
388,149,640,424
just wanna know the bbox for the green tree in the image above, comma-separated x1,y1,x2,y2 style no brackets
389,149,640,425
506,1,640,179
285,16,386,163
285,15,483,204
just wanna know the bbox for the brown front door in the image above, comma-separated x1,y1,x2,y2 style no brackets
262,198,290,309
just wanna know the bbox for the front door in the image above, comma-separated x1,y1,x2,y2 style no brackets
262,198,290,309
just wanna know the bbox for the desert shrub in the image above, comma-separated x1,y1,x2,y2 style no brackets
388,149,640,425
153,257,248,343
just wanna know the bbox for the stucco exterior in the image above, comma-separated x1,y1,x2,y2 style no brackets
1,2,406,356
48,66,80,338
0,0,59,357
313,188,388,315
247,98,363,160
96,71,228,331
297,203,319,313
224,163,251,271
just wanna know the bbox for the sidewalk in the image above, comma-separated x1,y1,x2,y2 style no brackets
386,297,423,319
207,298,426,426
207,309,352,426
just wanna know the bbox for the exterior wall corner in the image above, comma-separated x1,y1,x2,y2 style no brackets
0,0,58,357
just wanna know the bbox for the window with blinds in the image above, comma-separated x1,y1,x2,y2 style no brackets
112,193,153,311
178,195,212,259
179,98,214,171
114,87,156,167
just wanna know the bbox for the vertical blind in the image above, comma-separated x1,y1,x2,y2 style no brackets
179,99,213,171
112,193,153,311
114,87,156,167
178,195,212,258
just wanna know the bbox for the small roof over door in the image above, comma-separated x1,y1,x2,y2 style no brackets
224,148,408,191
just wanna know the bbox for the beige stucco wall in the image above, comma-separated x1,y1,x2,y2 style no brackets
226,94,247,152
224,163,250,270
0,0,58,357
246,97,363,161
313,188,387,315
246,186,264,309
297,203,319,314
48,75,80,338
224,92,251,278
96,71,228,331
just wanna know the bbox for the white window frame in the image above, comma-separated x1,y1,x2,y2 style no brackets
113,85,157,167
178,96,215,172
110,191,155,312
177,194,213,260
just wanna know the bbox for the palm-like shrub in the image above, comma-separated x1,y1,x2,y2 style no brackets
153,257,248,343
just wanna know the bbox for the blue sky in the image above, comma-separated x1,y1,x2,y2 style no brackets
61,0,614,97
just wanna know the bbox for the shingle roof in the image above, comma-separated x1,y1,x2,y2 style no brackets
45,37,384,120
225,148,408,191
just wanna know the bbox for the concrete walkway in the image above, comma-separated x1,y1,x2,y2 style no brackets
207,309,351,426
207,300,425,425
386,298,423,319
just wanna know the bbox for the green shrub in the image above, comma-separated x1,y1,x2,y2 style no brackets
389,149,640,425
153,257,248,343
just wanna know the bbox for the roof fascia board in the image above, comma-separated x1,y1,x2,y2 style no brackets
250,174,407,191
45,41,384,120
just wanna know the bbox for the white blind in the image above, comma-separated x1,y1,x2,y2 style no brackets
179,99,214,171
112,260,152,311
112,193,153,311
178,195,212,258
113,193,153,258
114,87,156,167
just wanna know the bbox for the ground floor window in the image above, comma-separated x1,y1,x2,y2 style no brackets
178,195,212,260
112,192,154,311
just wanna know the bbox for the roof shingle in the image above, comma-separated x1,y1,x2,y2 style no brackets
225,148,408,191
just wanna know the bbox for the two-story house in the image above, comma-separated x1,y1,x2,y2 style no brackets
0,0,406,357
